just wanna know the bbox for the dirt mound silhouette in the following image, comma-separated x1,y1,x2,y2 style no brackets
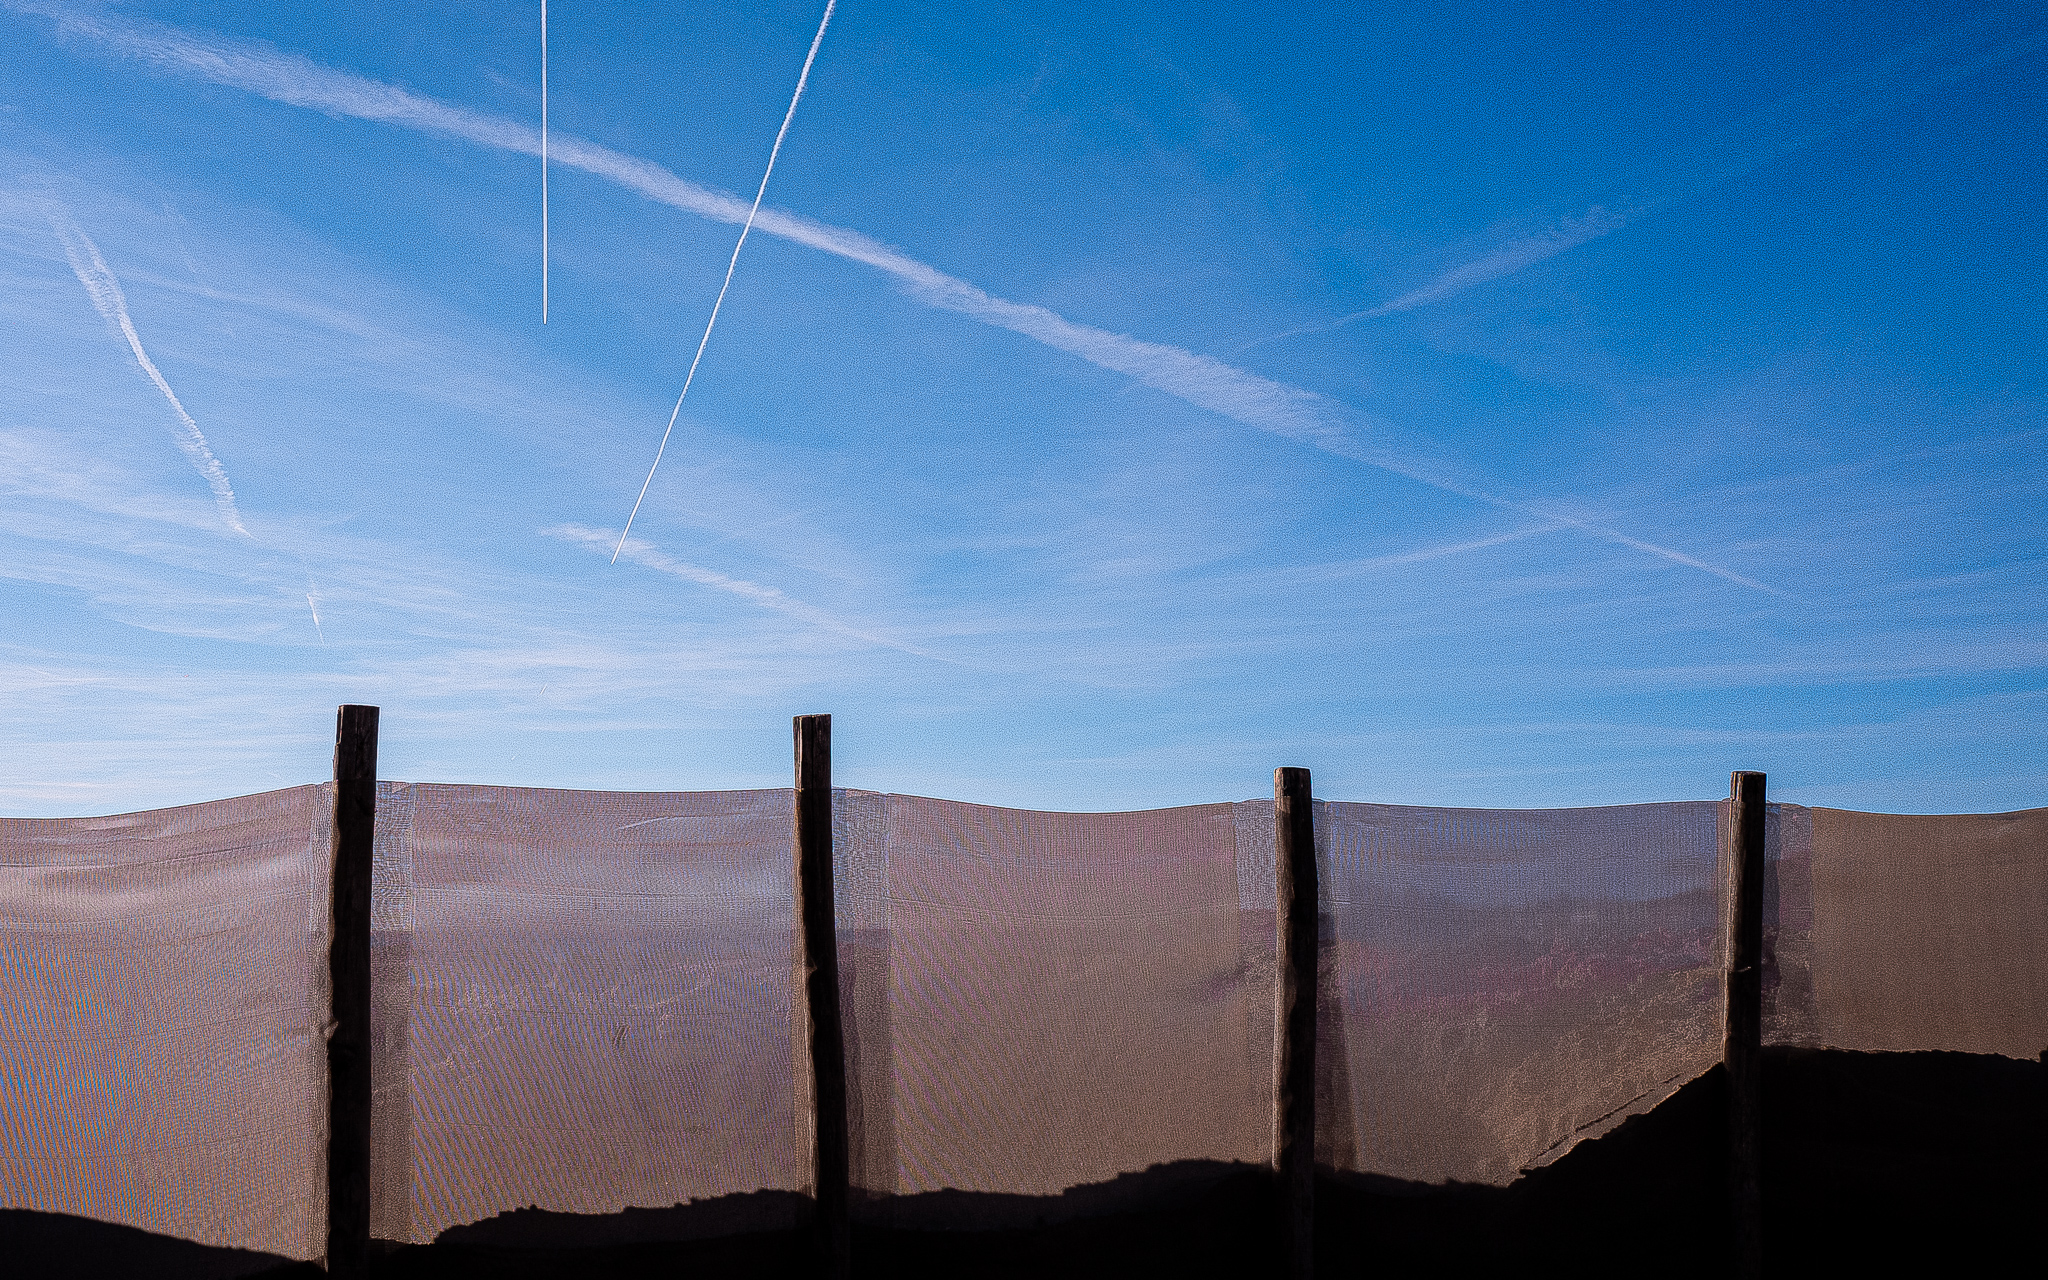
7,1048,2041,1279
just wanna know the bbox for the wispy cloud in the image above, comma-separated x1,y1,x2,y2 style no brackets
45,207,249,535
28,4,1335,440
548,523,943,658
1267,524,1563,584
18,3,1780,595
1517,502,1790,598
1372,208,1634,318
1249,209,1634,349
1253,16,2047,343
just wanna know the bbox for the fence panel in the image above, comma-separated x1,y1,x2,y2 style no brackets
1789,806,2048,1059
369,784,799,1243
1313,800,1725,1184
0,786,331,1259
836,793,1264,1226
12,781,2045,1254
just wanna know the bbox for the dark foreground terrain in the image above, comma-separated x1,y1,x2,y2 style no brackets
7,1048,2042,1279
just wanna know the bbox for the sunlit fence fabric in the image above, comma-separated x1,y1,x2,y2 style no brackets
0,786,331,1260
369,783,800,1244
1311,801,1726,1184
834,792,1264,1226
3,783,2044,1256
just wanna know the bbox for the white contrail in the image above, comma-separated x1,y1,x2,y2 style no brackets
19,6,1348,449
306,592,326,643
1248,209,1633,348
540,0,547,323
549,523,944,657
22,3,1780,594
1251,16,2046,344
1302,434,1791,596
47,210,250,536
1295,525,1562,581
1366,207,1634,318
1526,505,1788,597
614,0,835,563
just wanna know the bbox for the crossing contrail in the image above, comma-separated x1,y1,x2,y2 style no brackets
612,0,835,563
551,523,945,657
48,210,250,537
21,0,1792,595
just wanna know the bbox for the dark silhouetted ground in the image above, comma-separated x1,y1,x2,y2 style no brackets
6,1048,2042,1278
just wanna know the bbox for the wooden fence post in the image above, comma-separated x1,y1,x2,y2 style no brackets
1726,770,1765,1280
328,706,378,1276
795,715,850,1279
1274,766,1317,1280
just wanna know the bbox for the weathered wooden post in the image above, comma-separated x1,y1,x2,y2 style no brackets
328,706,378,1276
1725,770,1765,1280
795,714,851,1279
1273,766,1317,1280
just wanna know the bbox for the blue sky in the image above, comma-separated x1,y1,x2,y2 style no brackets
1,0,2043,816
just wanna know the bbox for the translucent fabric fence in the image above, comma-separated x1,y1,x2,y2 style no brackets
8,780,2046,1258
368,783,800,1244
0,786,331,1260
365,786,1265,1239
833,792,1266,1226
1311,801,1727,1185
1763,805,2048,1059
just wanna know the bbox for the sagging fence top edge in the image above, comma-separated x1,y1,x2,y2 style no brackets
6,779,2044,827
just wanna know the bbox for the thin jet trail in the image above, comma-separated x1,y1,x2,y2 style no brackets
294,553,333,643
50,207,337,638
30,0,1789,594
48,209,250,536
1247,17,2044,348
612,0,835,563
541,0,547,323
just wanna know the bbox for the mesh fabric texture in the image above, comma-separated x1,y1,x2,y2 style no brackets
368,783,799,1244
1312,800,1725,1184
0,786,331,1259
1766,805,2048,1060
9,783,2044,1253
834,791,1264,1226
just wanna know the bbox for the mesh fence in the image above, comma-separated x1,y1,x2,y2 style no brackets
3,783,2043,1255
1309,801,1726,1184
835,792,1263,1226
1764,805,2048,1060
369,783,799,1244
0,785,331,1260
